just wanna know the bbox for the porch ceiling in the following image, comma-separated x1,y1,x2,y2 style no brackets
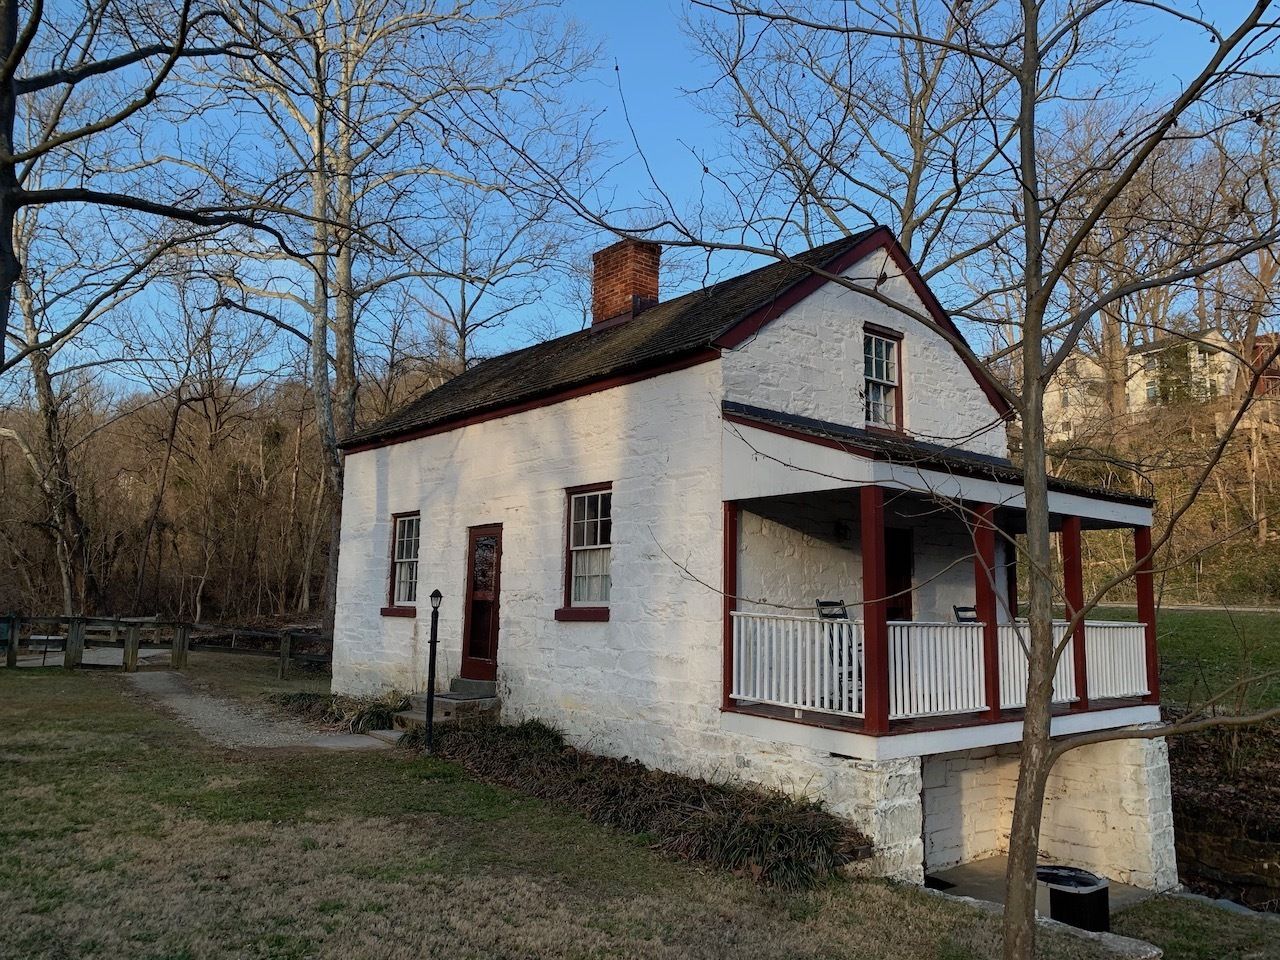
722,404,1153,529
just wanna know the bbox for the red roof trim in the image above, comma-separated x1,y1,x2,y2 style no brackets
712,226,1012,419
342,349,721,454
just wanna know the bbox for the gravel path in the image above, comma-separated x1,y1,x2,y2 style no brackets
126,671,388,750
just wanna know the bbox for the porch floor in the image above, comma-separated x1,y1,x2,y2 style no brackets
732,696,1149,736
925,855,1153,913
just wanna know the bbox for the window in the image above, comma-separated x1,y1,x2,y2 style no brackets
1146,380,1158,402
557,483,612,620
864,329,901,429
387,513,420,611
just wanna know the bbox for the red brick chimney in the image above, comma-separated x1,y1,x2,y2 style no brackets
591,238,661,326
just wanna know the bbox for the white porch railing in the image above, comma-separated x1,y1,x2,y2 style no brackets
730,612,863,716
888,622,986,719
997,621,1077,709
730,612,1149,722
1085,621,1150,699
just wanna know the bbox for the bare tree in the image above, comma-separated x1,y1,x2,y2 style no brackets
0,0,309,375
201,0,594,629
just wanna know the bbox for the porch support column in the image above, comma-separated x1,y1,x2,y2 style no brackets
1005,534,1019,619
973,503,1001,720
1061,515,1089,711
1134,525,1160,704
860,485,890,734
722,501,739,711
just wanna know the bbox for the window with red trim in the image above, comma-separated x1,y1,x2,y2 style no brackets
556,483,612,621
864,326,903,430
382,512,420,615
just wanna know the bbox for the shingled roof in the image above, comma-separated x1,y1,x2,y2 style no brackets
341,229,878,450
722,402,1154,508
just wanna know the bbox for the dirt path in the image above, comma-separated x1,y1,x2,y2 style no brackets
126,671,388,751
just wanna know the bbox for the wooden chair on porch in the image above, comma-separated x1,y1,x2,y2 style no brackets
816,600,860,709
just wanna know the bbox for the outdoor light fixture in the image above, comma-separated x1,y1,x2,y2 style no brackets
425,589,442,752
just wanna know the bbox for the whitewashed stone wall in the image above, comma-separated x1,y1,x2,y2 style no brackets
923,746,1019,870
737,499,857,614
921,733,1177,891
1041,734,1178,890
736,495,996,622
721,246,1008,458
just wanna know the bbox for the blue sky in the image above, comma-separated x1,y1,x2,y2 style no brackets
548,0,1252,313
562,0,1241,224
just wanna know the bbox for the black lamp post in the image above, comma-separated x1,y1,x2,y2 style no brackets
425,589,443,753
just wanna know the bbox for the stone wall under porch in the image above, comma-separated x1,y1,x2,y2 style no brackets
921,732,1178,891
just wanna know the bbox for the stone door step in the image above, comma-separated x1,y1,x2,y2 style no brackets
450,677,497,697
365,728,405,745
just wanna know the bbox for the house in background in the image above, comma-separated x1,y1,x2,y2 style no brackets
334,227,1176,890
1042,329,1265,442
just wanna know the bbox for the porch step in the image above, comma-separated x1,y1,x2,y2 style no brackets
449,677,496,697
366,728,405,745
395,692,500,729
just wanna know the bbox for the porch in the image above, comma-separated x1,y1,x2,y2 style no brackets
720,404,1160,739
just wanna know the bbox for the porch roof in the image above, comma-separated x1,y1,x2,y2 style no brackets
722,402,1154,528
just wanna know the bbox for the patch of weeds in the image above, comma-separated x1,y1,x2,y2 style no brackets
250,932,315,960
352,853,447,881
934,938,982,960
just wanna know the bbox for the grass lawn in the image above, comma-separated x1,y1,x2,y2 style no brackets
0,668,1115,960
1094,606,1280,708
182,649,332,704
1112,896,1280,960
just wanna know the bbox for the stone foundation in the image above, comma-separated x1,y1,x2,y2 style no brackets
922,732,1178,891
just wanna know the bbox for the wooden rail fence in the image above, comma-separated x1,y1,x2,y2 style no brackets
0,614,331,678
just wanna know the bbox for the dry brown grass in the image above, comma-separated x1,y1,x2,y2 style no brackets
0,669,1114,960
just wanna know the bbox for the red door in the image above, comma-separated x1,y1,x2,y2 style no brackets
461,524,502,681
885,528,914,622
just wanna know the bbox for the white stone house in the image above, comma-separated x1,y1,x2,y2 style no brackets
334,228,1176,890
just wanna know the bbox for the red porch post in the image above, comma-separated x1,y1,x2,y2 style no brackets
1061,515,1089,710
860,485,890,734
973,503,1001,721
722,501,739,711
1134,525,1160,704
1005,535,1019,619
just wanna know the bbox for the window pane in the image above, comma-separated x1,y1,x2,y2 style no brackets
571,547,610,604
394,559,417,604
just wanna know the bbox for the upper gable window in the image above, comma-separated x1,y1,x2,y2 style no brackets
864,328,902,429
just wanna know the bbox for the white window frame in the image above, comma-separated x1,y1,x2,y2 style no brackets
391,513,420,606
864,331,900,429
568,489,612,606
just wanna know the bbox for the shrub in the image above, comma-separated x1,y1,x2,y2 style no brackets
412,719,870,888
269,691,409,734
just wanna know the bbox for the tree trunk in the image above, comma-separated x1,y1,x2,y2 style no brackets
1002,6,1058,958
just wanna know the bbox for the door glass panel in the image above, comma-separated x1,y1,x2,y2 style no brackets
472,536,497,593
468,600,494,659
